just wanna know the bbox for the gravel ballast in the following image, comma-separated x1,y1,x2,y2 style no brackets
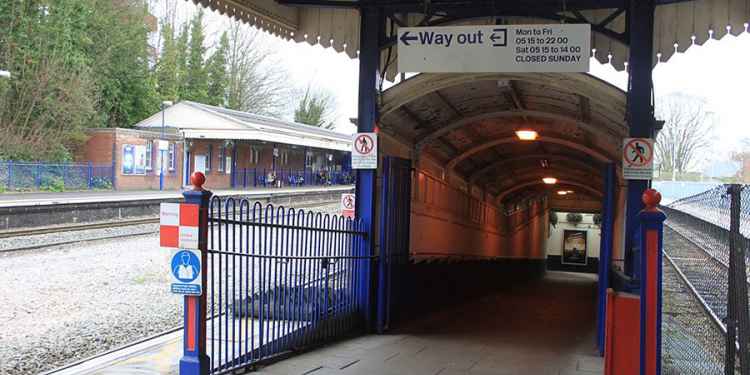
0,202,340,375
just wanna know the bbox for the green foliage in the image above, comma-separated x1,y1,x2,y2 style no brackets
206,32,229,106
91,176,112,190
40,176,65,192
156,21,180,102
0,0,158,161
294,87,335,129
183,9,208,103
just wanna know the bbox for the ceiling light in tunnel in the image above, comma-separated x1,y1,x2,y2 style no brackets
557,190,568,195
515,129,538,141
542,177,557,185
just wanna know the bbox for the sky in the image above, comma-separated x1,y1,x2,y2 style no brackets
170,2,750,167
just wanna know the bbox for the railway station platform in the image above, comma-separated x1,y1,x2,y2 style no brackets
0,185,354,208
46,271,601,375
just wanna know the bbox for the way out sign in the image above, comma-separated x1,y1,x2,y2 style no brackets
398,24,590,73
352,133,377,169
170,249,202,295
623,138,655,180
341,193,355,218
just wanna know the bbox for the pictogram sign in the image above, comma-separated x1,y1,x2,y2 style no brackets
170,249,202,295
341,193,355,218
622,138,654,180
352,132,377,169
160,203,199,249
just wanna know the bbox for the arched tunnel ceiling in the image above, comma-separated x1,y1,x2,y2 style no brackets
379,72,626,203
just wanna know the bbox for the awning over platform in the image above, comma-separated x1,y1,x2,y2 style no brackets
197,0,750,78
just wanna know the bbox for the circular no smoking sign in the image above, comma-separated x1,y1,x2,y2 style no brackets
354,134,374,155
624,138,653,167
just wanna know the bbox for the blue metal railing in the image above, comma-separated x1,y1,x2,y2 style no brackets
0,160,115,191
206,197,370,374
232,168,355,189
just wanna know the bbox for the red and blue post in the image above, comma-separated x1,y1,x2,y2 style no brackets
638,189,666,375
180,172,212,375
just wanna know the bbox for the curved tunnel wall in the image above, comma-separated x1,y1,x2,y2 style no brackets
410,169,549,262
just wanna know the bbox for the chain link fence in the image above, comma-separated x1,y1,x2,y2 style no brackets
661,184,750,374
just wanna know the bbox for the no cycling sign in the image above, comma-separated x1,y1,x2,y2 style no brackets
622,138,654,180
352,132,377,169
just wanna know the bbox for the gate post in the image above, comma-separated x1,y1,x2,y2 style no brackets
180,172,212,375
638,189,666,375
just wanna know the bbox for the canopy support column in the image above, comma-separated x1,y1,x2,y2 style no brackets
356,5,381,332
624,0,656,278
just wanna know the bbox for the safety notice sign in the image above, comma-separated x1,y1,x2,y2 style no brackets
170,249,202,295
622,138,654,180
341,193,355,218
397,24,590,73
352,133,377,169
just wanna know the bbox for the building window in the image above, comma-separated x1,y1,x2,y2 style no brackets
250,147,260,164
218,146,225,172
279,151,289,166
225,155,232,174
168,143,175,171
206,145,212,173
145,142,152,171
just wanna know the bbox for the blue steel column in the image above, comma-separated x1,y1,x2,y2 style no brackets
597,163,616,355
624,0,656,277
180,173,212,375
356,5,380,331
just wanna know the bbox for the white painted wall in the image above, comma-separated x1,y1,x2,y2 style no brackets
547,212,601,258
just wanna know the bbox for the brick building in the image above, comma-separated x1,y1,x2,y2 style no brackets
78,101,352,190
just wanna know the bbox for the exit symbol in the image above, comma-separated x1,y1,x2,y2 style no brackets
491,28,507,47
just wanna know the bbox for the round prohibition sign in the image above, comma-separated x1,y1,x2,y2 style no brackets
342,195,354,210
624,138,653,167
354,134,375,155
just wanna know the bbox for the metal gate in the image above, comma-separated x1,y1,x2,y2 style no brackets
377,157,412,332
205,197,370,374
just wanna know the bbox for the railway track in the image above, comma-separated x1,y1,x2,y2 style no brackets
0,200,342,253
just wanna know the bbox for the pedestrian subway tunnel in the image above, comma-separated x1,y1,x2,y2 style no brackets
371,72,628,337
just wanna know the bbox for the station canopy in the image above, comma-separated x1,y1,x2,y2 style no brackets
378,72,625,203
197,0,750,79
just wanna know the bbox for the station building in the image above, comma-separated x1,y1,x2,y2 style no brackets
78,101,353,191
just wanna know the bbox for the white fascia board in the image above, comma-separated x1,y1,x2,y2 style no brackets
182,130,351,152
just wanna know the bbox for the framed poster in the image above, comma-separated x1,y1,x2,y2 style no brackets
122,144,147,175
134,145,147,175
122,145,135,175
562,230,588,265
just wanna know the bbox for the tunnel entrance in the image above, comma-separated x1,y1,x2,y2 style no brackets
373,72,626,359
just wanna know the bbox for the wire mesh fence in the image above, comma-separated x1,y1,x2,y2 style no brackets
661,184,750,374
0,160,114,192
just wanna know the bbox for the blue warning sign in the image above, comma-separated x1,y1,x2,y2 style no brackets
170,249,202,295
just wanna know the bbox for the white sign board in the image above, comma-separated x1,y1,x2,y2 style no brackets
157,140,169,151
622,138,655,180
170,249,202,295
352,133,377,169
341,193,355,218
398,24,590,73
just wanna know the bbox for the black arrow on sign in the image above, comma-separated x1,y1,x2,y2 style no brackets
491,28,507,47
400,31,418,46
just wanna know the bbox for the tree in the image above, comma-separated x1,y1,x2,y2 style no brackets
225,20,288,116
654,93,715,180
206,31,229,106
156,21,179,102
294,86,336,129
175,22,190,99
183,9,208,103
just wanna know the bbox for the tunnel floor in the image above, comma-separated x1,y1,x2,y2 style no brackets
254,271,602,375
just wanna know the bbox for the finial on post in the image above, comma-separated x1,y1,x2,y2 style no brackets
642,188,662,212
190,171,206,191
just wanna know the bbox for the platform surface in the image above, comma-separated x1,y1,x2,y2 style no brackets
0,185,353,208
254,271,603,375
46,271,601,375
